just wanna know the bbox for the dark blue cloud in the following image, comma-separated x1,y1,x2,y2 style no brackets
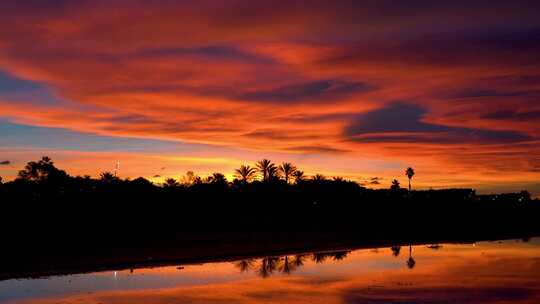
0,70,65,106
482,110,540,121
346,104,446,134
321,27,540,68
283,112,356,124
448,88,529,99
285,145,349,154
0,120,207,153
0,71,41,93
345,103,531,144
243,130,321,141
240,80,375,103
134,45,273,64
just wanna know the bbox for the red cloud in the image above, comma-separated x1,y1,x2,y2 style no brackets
1,1,540,188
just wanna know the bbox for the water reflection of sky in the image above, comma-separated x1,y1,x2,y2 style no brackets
1,239,540,304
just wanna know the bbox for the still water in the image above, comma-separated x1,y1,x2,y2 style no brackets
1,239,539,303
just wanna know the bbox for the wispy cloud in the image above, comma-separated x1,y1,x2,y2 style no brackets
0,1,540,190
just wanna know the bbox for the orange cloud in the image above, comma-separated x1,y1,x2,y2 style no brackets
1,1,540,193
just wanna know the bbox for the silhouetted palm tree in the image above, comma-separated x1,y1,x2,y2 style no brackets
278,162,297,184
292,170,305,183
405,167,415,193
234,165,256,183
163,178,179,188
256,159,278,182
390,179,401,191
391,246,401,257
100,172,118,184
17,156,67,182
312,174,326,182
406,245,416,269
207,173,227,185
182,171,197,185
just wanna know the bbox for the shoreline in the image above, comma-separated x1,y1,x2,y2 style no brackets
1,230,537,282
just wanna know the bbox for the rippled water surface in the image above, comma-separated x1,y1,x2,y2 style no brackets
1,239,540,303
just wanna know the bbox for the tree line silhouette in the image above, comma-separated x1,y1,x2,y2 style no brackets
0,156,537,221
0,156,534,205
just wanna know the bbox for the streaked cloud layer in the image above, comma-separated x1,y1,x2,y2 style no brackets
1,1,539,193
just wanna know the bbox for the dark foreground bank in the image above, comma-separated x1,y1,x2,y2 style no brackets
2,188,539,282
2,157,539,281
2,186,540,281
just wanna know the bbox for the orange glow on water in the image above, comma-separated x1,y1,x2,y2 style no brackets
6,240,540,304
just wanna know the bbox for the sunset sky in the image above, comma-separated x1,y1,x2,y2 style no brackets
1,1,539,195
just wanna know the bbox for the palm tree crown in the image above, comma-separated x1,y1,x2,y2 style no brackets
235,165,257,182
256,159,278,182
279,162,297,184
163,178,179,188
208,172,227,185
390,179,401,191
312,174,326,182
405,167,415,192
99,172,118,184
292,170,305,183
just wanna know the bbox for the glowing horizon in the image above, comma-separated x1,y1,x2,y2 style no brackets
1,1,540,195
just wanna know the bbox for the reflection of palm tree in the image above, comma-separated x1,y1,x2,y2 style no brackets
405,167,415,193
279,162,297,184
234,259,255,273
256,159,278,182
235,165,256,183
278,256,297,274
332,251,350,261
292,254,307,267
257,258,270,278
312,252,329,263
257,257,279,278
407,245,416,269
267,257,279,270
391,246,401,257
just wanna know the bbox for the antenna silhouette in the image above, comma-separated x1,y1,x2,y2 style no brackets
114,160,120,177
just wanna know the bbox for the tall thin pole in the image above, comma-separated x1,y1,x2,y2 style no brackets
114,160,120,177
